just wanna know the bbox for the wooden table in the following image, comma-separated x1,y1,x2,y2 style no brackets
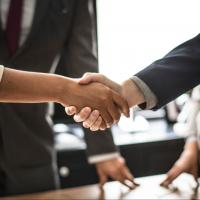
1,174,199,200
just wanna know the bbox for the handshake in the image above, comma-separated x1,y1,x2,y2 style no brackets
0,67,144,131
59,73,145,131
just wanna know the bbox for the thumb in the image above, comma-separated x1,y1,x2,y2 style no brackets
79,73,104,85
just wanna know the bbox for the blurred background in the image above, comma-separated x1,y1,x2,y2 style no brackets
53,0,200,188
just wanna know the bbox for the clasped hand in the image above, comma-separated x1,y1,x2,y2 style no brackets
62,74,130,131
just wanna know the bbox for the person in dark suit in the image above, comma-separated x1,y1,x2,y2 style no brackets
67,33,200,185
0,0,135,196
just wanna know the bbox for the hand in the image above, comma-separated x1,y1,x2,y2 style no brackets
59,78,129,126
160,141,199,188
79,73,122,94
79,73,144,108
70,73,124,130
65,73,126,130
96,157,139,189
65,106,106,130
65,73,144,130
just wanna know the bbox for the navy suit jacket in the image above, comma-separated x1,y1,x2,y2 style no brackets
136,34,200,109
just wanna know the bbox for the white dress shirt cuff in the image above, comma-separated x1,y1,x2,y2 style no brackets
88,152,120,164
131,76,158,109
0,65,4,83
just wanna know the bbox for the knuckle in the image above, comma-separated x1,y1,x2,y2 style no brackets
101,95,108,102
83,122,90,128
84,72,91,77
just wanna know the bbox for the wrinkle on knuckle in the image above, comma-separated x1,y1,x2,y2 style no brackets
84,72,91,77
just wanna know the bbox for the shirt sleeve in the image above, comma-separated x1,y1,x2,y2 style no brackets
0,65,4,83
88,152,120,164
131,76,158,109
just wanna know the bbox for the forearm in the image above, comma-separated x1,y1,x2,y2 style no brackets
0,67,70,104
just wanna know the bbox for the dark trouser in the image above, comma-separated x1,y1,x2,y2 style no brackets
0,163,60,197
0,103,60,196
0,169,6,197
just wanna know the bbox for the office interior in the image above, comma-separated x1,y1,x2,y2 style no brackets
0,0,200,199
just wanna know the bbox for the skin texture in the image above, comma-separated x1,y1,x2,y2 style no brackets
160,140,199,187
0,68,134,188
64,73,144,187
61,80,129,127
65,73,200,188
96,156,139,189
0,68,129,126
65,73,144,130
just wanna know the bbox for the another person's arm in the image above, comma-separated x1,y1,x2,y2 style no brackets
67,34,200,129
0,66,129,126
160,138,199,187
65,73,146,130
56,0,135,188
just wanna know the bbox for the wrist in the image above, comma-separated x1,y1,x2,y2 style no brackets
53,75,73,106
121,79,145,108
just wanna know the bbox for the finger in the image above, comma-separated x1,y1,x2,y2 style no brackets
160,166,182,187
90,116,103,131
82,110,100,128
100,110,113,128
112,91,130,118
98,170,108,188
73,107,92,122
65,106,77,116
100,120,107,131
107,101,121,124
109,170,124,183
79,73,104,85
121,166,140,186
115,173,135,189
115,170,132,188
120,180,136,189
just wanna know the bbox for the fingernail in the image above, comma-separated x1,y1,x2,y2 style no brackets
93,110,99,116
106,123,111,128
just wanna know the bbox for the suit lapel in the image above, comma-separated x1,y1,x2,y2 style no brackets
11,0,51,60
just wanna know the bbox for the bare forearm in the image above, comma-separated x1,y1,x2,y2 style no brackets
0,68,69,104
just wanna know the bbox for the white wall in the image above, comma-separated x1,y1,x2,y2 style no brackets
97,0,200,82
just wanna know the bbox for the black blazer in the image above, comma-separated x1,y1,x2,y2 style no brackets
0,0,117,195
136,34,200,110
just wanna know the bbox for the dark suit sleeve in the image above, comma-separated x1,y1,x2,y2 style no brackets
57,0,118,158
135,34,200,110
